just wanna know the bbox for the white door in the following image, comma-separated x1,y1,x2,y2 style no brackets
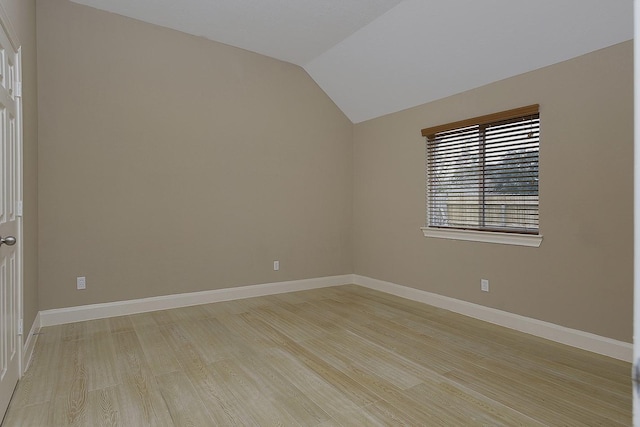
0,13,21,420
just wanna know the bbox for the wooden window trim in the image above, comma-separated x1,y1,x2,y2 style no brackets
421,104,539,139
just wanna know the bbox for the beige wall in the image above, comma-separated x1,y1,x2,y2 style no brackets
36,0,353,310
34,0,633,343
0,0,38,339
353,41,633,342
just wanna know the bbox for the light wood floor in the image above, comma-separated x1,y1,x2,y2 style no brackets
2,285,631,426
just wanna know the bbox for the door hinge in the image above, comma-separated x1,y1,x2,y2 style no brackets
18,319,23,336
16,201,22,217
14,81,21,97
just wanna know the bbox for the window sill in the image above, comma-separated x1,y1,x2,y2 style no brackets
421,227,542,247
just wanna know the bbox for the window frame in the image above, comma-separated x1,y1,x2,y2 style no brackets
420,105,542,247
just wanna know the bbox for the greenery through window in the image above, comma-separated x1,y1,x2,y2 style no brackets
422,105,540,234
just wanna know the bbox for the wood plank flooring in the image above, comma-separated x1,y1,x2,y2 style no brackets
2,285,631,426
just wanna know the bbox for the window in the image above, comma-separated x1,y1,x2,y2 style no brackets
421,105,542,247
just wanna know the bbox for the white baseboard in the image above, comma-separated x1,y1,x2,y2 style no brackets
39,275,353,327
353,275,632,362
35,273,631,362
22,312,40,373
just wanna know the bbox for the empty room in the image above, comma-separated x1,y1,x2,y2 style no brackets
0,0,635,425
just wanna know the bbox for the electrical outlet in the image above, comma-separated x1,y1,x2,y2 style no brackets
481,279,489,292
77,276,86,290
273,260,280,271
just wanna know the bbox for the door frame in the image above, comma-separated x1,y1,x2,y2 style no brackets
634,0,639,425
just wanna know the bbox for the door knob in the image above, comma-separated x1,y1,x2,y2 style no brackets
0,236,16,246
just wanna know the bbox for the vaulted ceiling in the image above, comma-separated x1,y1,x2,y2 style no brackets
70,0,633,123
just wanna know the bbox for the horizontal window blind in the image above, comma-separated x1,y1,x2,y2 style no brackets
423,105,540,234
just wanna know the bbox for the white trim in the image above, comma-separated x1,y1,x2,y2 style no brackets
633,1,640,424
353,275,632,362
0,2,20,51
39,275,353,327
421,227,543,247
36,273,630,362
22,312,40,373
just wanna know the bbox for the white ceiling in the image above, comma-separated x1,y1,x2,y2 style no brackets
70,0,634,123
